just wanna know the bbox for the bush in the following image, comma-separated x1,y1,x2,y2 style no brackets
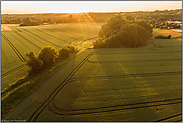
160,26,163,29
26,51,43,74
58,48,70,60
38,46,58,67
93,39,106,48
68,45,76,54
154,35,171,39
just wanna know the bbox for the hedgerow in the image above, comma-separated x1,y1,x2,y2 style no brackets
154,35,171,39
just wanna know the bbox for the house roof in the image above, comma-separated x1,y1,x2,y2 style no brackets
168,19,182,24
167,25,177,27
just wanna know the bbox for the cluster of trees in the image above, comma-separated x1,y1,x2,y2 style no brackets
84,9,182,24
2,14,78,26
93,15,152,48
20,18,39,26
26,46,77,75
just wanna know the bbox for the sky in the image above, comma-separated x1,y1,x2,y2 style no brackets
1,1,182,14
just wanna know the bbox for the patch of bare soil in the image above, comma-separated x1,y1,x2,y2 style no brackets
1,24,20,31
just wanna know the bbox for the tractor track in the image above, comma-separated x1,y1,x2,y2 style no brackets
1,34,26,62
45,28,85,45
87,58,181,63
68,71,182,82
154,113,182,122
45,28,75,39
49,98,181,118
34,28,77,46
29,53,93,121
14,31,41,50
22,28,61,47
1,64,26,78
45,28,83,46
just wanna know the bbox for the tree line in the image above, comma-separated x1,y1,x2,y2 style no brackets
2,9,181,25
26,46,77,75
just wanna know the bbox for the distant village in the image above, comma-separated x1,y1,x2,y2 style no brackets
158,19,182,29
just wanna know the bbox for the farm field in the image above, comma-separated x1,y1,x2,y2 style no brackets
152,28,182,38
1,22,102,91
4,38,182,122
1,24,20,31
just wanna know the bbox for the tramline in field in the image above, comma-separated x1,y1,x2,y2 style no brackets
1,23,102,90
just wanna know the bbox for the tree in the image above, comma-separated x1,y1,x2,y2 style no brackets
38,46,58,67
93,16,150,48
26,51,43,74
125,15,135,22
15,18,22,24
98,15,129,38
47,18,52,23
58,48,70,60
136,20,153,36
118,24,139,47
23,18,31,25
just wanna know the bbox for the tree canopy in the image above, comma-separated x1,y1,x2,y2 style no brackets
93,15,152,48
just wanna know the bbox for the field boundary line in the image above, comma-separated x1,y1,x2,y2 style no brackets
1,34,26,62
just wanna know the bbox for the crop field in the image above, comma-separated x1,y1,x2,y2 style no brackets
5,38,181,121
152,28,182,38
1,22,102,91
35,39,181,122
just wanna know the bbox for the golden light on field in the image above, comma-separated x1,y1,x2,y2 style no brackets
1,1,182,14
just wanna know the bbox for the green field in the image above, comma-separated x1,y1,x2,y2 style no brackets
36,39,182,121
3,38,181,121
1,22,102,91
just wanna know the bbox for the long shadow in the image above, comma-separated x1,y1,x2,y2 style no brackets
47,48,181,121
29,52,91,121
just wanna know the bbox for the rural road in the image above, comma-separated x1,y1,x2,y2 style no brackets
3,39,182,122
